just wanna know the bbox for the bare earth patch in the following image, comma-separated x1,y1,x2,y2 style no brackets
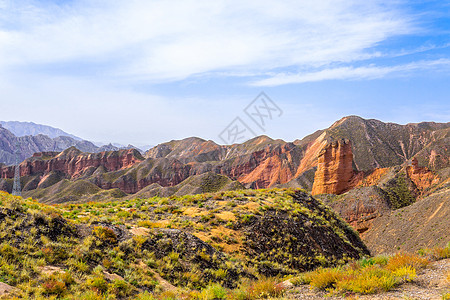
38,265,65,276
0,282,18,299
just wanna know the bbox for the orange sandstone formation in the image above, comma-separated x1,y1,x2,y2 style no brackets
406,157,439,194
311,139,356,195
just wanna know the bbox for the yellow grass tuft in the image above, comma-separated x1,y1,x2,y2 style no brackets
385,252,429,271
309,268,343,290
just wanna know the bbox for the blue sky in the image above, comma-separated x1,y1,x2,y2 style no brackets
0,0,449,146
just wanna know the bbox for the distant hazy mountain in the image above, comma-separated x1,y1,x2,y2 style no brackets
0,125,99,165
0,123,144,165
95,142,151,152
97,143,142,152
0,121,81,140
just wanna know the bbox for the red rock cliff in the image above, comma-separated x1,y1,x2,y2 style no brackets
1,147,143,180
236,144,297,188
216,143,300,188
311,139,356,195
406,157,439,194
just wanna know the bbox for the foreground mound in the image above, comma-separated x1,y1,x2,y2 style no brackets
0,189,368,299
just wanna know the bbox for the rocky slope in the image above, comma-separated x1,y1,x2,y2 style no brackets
1,147,143,179
316,160,446,238
314,159,449,260
305,116,450,171
146,135,303,189
308,118,448,197
363,187,450,255
318,186,392,235
0,147,245,202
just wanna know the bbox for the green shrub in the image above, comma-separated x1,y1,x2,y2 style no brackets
86,275,108,294
42,278,66,296
199,283,227,299
385,173,415,209
92,226,118,244
108,279,132,297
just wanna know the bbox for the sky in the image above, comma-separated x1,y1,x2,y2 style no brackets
0,0,449,146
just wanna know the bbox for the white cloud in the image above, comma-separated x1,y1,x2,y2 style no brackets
0,0,414,81
251,59,450,86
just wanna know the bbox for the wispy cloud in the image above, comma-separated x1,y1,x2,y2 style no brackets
251,59,450,86
0,0,415,82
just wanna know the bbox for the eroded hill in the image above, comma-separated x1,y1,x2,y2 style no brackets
0,188,368,299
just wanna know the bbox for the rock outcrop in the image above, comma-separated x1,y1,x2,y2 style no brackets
406,158,440,194
311,139,356,195
1,147,144,183
218,142,301,188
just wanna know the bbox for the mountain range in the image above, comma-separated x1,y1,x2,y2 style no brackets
0,115,448,201
0,121,140,165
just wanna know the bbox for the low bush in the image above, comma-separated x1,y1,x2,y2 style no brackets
199,283,227,299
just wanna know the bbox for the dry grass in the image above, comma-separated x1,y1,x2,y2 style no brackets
215,211,236,221
431,246,450,260
336,266,398,294
227,277,285,300
385,252,429,271
238,202,260,212
194,226,243,255
293,252,429,295
182,207,203,217
137,220,169,228
309,268,343,290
